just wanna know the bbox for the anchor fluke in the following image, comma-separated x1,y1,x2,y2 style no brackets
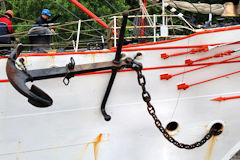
28,85,53,107
6,44,53,108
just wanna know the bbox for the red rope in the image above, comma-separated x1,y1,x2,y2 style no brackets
161,54,240,80
161,46,208,59
211,95,240,102
185,50,234,65
178,70,240,90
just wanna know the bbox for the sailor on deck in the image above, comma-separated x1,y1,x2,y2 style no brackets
36,9,52,26
36,9,61,33
0,10,19,52
30,9,60,52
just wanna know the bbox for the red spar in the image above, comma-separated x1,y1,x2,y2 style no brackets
69,0,109,29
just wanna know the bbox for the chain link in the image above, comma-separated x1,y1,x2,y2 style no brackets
132,62,215,150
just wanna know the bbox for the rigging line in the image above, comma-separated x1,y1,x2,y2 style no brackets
80,32,103,38
13,16,79,35
50,28,104,35
55,30,101,39
57,27,75,33
79,1,162,37
2,3,161,39
13,16,34,23
58,26,103,33
56,32,75,41
104,0,119,13
0,21,79,38
97,3,162,19
14,13,79,27
52,0,80,20
0,25,34,28
1,27,102,39
103,0,139,28
168,0,179,9
52,0,104,36
191,3,199,13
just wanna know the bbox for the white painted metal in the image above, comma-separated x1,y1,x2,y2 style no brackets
72,40,76,51
160,25,169,37
75,20,81,52
1,26,240,160
153,14,157,42
162,0,165,14
101,36,104,44
114,16,117,47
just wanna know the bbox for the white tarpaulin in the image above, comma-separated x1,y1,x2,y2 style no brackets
147,0,240,15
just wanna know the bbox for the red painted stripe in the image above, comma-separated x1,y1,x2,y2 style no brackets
0,50,116,59
2,60,240,83
16,41,239,57
0,79,9,83
0,26,239,60
118,26,240,49
1,41,238,60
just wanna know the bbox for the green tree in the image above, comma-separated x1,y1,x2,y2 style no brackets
3,0,131,47
1,0,238,49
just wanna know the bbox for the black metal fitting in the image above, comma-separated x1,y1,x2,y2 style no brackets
67,57,75,70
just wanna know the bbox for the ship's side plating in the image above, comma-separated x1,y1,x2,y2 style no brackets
1,26,240,160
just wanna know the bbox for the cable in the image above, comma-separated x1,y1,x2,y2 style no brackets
56,32,75,41
52,0,105,36
0,2,162,41
104,0,119,13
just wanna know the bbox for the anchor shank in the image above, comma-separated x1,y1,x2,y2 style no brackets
28,61,125,81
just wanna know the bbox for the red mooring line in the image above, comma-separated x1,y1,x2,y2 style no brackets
161,46,208,59
178,70,240,90
161,54,240,80
185,50,234,65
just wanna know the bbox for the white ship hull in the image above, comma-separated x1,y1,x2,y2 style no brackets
1,26,240,160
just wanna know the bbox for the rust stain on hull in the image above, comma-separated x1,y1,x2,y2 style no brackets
91,54,96,63
93,133,103,160
49,56,56,67
76,133,106,160
75,143,90,160
16,141,22,160
205,136,216,160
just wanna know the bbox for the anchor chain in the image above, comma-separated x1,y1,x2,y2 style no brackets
132,62,219,149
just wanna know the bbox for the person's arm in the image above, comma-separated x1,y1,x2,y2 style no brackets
48,14,61,23
7,20,18,41
7,20,14,34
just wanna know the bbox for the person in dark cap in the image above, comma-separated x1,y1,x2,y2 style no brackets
0,10,19,52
